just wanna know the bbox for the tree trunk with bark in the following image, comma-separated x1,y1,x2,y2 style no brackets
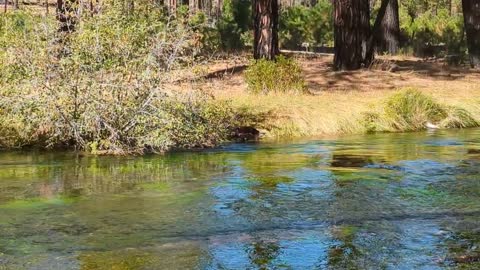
214,0,222,19
378,0,400,54
333,0,371,70
167,0,177,15
189,0,198,14
462,0,480,68
253,0,279,60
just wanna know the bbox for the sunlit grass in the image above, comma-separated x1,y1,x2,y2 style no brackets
217,87,480,139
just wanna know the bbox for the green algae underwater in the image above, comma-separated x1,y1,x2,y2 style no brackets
1,129,480,269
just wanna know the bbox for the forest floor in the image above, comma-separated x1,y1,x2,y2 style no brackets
190,55,480,138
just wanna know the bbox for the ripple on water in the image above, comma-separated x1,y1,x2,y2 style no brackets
1,129,480,269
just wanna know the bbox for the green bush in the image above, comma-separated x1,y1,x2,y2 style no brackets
399,5,465,54
244,56,306,94
0,12,55,84
0,81,237,154
384,88,447,131
362,89,479,133
440,107,479,129
188,11,221,55
0,8,239,154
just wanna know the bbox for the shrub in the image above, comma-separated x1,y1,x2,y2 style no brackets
384,88,447,131
0,12,55,84
440,107,479,129
0,80,237,154
362,89,479,133
360,112,381,134
244,56,306,94
0,8,239,154
399,6,465,55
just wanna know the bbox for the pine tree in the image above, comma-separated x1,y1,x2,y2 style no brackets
333,0,371,70
378,0,400,54
462,0,480,68
253,0,279,60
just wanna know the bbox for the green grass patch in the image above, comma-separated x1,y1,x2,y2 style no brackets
245,56,306,94
362,89,479,133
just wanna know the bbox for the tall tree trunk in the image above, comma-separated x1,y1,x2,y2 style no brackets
253,0,279,60
462,0,480,68
168,0,176,15
189,0,198,14
378,0,400,54
214,0,222,19
333,0,371,70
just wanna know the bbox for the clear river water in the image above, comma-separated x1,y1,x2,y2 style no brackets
1,129,480,269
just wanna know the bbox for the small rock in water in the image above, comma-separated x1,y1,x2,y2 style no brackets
231,126,260,142
452,254,480,264
433,230,448,236
426,122,440,129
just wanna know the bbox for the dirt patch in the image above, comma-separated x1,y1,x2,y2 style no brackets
197,55,480,95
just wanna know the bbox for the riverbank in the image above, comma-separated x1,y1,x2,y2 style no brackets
2,53,479,154
206,56,480,138
2,11,479,154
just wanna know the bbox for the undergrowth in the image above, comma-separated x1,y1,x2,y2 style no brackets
0,10,242,154
361,89,479,133
244,55,306,94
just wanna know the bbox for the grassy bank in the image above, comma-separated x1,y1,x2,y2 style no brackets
208,55,480,139
216,87,480,139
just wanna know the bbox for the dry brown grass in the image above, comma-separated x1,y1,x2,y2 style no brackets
193,55,480,138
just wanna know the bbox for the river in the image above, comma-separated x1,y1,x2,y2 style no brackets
1,129,480,269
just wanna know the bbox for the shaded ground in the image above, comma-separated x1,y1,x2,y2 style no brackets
200,55,480,94
304,56,480,93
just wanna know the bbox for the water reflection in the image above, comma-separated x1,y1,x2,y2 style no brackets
0,129,480,269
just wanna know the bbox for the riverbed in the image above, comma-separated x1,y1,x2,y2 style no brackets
1,129,480,269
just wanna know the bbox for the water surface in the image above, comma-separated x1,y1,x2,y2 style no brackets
1,129,480,269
